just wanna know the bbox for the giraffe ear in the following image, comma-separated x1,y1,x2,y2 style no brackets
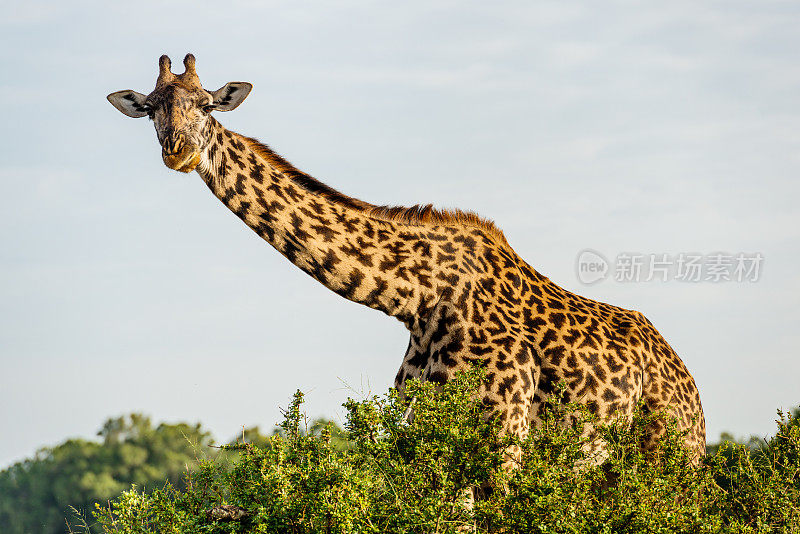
107,90,149,118
209,82,252,111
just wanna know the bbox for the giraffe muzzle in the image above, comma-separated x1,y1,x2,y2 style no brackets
162,143,201,173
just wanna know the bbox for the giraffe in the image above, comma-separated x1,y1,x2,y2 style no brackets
107,54,706,466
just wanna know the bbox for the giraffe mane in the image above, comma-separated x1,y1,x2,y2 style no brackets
367,204,507,243
242,135,374,211
240,135,508,243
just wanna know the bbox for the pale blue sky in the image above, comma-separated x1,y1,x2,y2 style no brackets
2,1,799,467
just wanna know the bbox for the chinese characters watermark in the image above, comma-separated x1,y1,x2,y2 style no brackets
576,249,763,285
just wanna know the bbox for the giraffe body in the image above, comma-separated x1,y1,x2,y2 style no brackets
108,55,706,463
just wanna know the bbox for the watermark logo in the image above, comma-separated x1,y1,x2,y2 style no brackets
576,251,763,284
576,249,610,285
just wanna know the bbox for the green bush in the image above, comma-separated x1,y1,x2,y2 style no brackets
86,370,800,533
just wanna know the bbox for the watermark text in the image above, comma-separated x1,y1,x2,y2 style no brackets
576,250,763,284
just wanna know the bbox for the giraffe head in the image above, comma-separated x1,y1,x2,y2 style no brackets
107,54,252,173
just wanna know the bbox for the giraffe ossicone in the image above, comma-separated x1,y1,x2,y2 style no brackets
108,54,706,464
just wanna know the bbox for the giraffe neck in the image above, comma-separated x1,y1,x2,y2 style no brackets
195,117,446,329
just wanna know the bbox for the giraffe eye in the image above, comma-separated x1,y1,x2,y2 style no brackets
202,103,216,113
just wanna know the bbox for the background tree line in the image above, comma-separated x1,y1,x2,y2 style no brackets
0,414,346,533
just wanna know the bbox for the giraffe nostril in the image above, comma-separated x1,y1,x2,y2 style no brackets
164,135,186,155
